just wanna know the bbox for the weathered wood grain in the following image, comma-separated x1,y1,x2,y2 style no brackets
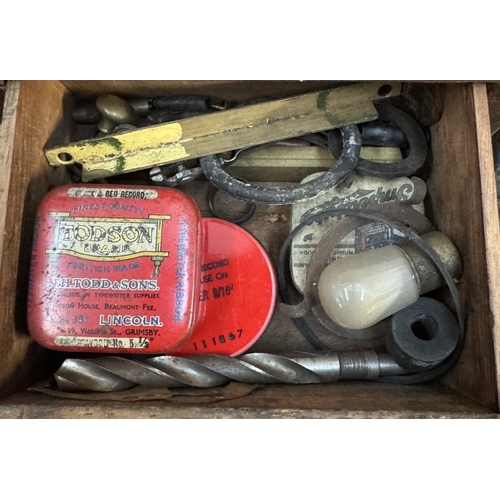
0,383,495,418
427,83,499,410
61,80,351,102
225,145,402,182
474,83,500,410
487,82,500,134
0,82,20,268
0,81,73,397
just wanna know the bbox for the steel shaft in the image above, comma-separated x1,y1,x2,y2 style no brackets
54,351,406,392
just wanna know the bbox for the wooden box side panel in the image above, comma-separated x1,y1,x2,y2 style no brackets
0,383,494,418
428,83,500,410
0,82,20,265
0,81,73,397
60,80,350,102
475,84,500,409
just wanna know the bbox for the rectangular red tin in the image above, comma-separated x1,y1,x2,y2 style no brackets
27,184,203,354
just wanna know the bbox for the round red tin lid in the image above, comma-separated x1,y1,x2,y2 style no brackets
171,218,276,357
27,184,203,354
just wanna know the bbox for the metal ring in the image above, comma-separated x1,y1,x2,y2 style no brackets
207,177,257,225
279,204,435,350
329,103,428,178
199,125,362,205
277,205,464,384
302,204,434,341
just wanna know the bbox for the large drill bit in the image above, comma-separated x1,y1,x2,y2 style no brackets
54,351,406,392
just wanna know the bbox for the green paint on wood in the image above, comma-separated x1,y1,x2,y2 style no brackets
114,156,126,172
79,136,123,152
101,137,122,151
316,90,343,127
316,91,331,110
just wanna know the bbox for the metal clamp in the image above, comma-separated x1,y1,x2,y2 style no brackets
150,162,203,187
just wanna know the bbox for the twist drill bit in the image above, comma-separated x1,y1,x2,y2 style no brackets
54,351,406,392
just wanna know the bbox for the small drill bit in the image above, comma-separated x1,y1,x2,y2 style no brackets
54,351,406,392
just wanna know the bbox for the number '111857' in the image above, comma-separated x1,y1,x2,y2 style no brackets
192,329,243,351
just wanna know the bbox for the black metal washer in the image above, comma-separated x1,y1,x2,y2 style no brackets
387,297,460,372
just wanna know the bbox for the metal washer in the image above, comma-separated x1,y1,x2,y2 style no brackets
387,297,460,372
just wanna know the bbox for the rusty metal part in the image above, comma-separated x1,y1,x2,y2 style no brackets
54,351,407,392
163,167,203,186
150,161,203,186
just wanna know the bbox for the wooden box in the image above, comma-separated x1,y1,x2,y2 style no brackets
0,80,499,418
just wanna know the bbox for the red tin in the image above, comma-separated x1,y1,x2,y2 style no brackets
171,218,276,357
27,184,203,354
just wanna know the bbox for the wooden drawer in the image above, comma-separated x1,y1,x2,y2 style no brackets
0,80,499,418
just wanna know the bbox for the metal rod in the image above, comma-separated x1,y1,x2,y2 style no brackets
54,351,406,392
